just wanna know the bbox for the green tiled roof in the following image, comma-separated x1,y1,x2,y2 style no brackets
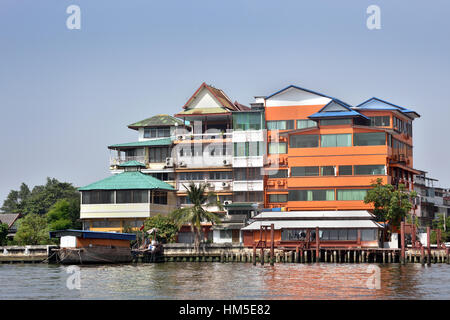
108,138,172,149
128,114,184,129
118,160,145,167
78,171,175,191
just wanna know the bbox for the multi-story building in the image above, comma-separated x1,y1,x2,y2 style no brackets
414,171,450,227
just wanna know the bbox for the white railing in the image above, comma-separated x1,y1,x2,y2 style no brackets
174,132,233,141
110,156,147,166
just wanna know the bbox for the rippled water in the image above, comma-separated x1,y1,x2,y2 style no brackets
0,263,449,299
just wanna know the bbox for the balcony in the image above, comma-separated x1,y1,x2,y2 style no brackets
177,180,233,193
174,132,232,142
232,156,264,167
233,180,264,192
176,154,233,168
110,156,147,166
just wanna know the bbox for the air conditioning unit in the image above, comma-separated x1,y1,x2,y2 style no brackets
177,135,184,140
179,161,187,167
223,159,231,166
267,181,275,186
165,157,173,167
277,180,285,186
222,182,230,188
223,200,232,206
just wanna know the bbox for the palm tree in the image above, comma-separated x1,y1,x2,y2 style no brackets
171,182,222,251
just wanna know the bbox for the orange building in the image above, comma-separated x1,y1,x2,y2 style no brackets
261,86,420,212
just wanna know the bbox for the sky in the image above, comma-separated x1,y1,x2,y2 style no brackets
1,0,449,204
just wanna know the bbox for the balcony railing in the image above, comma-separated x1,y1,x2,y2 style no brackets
110,156,147,166
174,132,232,141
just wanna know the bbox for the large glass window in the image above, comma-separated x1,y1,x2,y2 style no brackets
321,166,335,176
179,172,205,180
144,127,170,138
117,190,149,203
265,170,288,178
233,112,263,131
149,147,169,163
234,142,264,156
290,135,319,148
267,120,294,130
82,191,114,204
321,134,351,147
209,171,232,180
234,168,262,181
268,142,287,154
269,194,288,203
338,165,353,176
361,229,377,241
297,119,317,129
153,191,167,205
320,119,352,126
291,166,319,177
354,165,385,175
288,190,335,201
369,116,390,127
281,229,307,241
353,132,386,146
337,189,369,201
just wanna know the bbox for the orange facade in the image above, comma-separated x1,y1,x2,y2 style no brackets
264,102,418,211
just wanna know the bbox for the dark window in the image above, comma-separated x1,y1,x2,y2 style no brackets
290,135,319,148
291,166,319,177
268,194,288,203
153,191,167,205
321,166,335,176
234,168,262,181
369,116,390,127
144,127,170,138
267,120,294,130
149,147,169,163
354,165,385,175
288,190,335,201
353,132,386,146
265,170,288,178
320,119,352,126
209,171,232,180
338,165,353,176
82,191,114,204
117,190,149,203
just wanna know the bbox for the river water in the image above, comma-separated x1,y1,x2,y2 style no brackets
0,263,449,299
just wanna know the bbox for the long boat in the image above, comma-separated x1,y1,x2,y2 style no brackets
49,230,136,264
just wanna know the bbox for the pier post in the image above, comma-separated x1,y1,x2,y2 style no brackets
420,246,425,265
315,227,320,263
300,249,304,263
401,221,406,264
252,245,256,266
270,224,275,266
446,249,449,264
260,248,264,266
333,250,337,263
427,227,431,266
295,246,299,263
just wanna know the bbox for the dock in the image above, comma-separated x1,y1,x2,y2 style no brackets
0,245,58,264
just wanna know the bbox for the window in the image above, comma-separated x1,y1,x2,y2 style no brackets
265,170,288,178
354,165,385,175
369,116,390,127
82,191,114,204
234,168,262,181
92,220,121,228
233,112,263,131
297,119,317,129
267,120,294,130
233,191,263,202
291,166,319,177
281,229,307,241
150,172,174,181
117,190,149,203
268,142,287,154
209,171,232,180
321,134,351,147
320,119,352,126
338,165,353,176
125,148,144,160
321,166,335,176
149,147,169,163
234,142,264,156
219,230,232,239
290,135,319,148
144,127,170,138
153,191,167,205
337,189,369,201
288,190,335,201
353,132,386,146
179,172,205,180
361,229,377,241
269,194,288,203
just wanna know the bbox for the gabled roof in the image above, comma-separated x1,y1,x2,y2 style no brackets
265,85,332,100
308,99,369,120
108,137,172,149
78,171,175,191
128,114,185,130
354,97,420,118
0,213,21,228
118,160,146,167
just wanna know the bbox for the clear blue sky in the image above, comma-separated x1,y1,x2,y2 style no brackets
1,0,449,204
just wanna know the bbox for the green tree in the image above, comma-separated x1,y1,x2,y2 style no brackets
364,178,417,229
14,213,50,245
143,214,178,243
0,223,8,246
46,198,81,231
1,178,79,216
430,213,450,244
170,182,222,251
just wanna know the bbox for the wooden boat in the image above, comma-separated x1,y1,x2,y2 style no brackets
49,230,136,264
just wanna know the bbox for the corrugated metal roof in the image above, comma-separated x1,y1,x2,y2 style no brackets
49,229,136,241
118,160,146,167
128,114,184,129
242,220,382,230
254,210,375,220
78,171,175,191
108,138,172,149
0,213,21,228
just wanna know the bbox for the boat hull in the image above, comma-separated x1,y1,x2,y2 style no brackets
57,246,132,264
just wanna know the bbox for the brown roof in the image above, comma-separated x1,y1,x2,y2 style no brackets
182,83,240,111
0,213,21,228
233,101,251,111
